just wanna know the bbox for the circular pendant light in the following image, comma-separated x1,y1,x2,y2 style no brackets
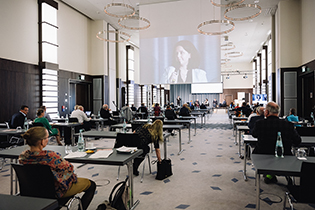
96,30,131,43
197,20,235,35
104,3,135,18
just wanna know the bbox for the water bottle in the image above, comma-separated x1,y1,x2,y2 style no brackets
77,129,85,152
311,112,314,122
97,111,100,118
122,119,127,133
147,114,150,123
24,117,28,130
65,114,69,123
275,132,284,158
240,110,243,117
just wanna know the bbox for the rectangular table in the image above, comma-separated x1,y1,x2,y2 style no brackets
89,118,108,131
0,145,143,210
0,194,58,210
177,116,197,136
110,124,185,155
252,154,315,210
0,128,25,141
190,110,208,125
163,119,192,143
50,122,81,146
235,125,249,158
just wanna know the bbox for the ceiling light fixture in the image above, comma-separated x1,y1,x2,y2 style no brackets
224,4,262,21
197,20,235,35
96,30,131,43
221,42,235,51
118,16,150,30
210,0,245,7
104,3,135,18
225,51,243,58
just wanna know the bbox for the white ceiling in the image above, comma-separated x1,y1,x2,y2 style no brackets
59,0,285,70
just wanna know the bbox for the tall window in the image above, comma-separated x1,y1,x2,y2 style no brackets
127,46,134,105
267,38,273,102
39,0,59,118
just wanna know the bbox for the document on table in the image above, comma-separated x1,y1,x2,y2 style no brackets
89,149,113,158
64,152,87,159
116,146,138,153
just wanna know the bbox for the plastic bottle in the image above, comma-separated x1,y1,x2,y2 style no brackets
311,112,314,122
57,111,60,119
275,132,284,158
122,119,127,133
147,114,150,123
77,129,85,152
24,117,28,130
240,110,243,117
65,114,69,123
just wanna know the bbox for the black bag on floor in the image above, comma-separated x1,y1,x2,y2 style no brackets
109,177,130,210
155,159,173,180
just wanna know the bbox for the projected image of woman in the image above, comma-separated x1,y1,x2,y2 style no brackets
164,40,207,84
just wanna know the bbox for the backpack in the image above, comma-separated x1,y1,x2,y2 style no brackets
109,177,130,210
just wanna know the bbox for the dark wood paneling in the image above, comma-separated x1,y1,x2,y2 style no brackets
0,58,40,122
222,88,253,105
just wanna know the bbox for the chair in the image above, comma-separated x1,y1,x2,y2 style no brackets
283,162,315,210
115,133,151,183
32,122,45,127
69,117,79,123
11,163,83,210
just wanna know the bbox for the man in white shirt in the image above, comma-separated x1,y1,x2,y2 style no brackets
71,105,91,131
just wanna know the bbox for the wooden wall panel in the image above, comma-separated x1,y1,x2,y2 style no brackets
0,58,40,122
222,88,253,105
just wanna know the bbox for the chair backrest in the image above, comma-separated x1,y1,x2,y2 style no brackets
299,162,315,202
32,122,44,127
131,123,143,132
69,117,79,123
11,163,57,199
5,121,10,129
114,133,140,148
112,111,120,117
296,127,315,136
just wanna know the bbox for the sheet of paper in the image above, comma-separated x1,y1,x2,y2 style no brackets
116,146,138,153
89,149,113,158
64,151,87,159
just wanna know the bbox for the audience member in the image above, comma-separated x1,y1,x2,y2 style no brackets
200,103,206,109
248,107,264,134
286,108,301,127
70,105,91,131
229,102,235,109
204,98,209,106
219,99,227,108
170,102,175,109
212,99,218,108
153,103,161,116
133,120,163,176
179,104,191,116
252,102,301,184
176,96,181,106
19,127,96,210
131,104,137,112
137,103,148,119
100,104,118,126
37,106,52,122
165,105,177,120
235,102,252,117
34,109,62,145
10,105,29,129
121,104,133,122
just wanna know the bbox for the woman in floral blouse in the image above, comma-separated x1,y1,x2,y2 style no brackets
19,127,96,210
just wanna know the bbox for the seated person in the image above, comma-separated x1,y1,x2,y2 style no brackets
100,104,118,126
248,107,264,135
153,103,161,116
179,104,191,116
170,102,175,109
212,99,218,108
137,103,148,119
34,109,62,146
165,105,177,120
70,105,91,131
19,127,96,210
235,102,252,117
133,120,163,176
200,103,206,109
10,105,29,129
35,105,52,122
121,104,133,122
131,104,137,112
286,108,301,127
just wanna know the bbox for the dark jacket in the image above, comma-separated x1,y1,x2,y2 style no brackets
248,115,264,134
179,106,190,116
10,112,26,128
165,109,177,120
100,108,111,119
252,116,301,155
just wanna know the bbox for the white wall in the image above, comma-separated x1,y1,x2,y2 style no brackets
0,0,38,64
223,62,253,89
301,0,315,65
58,1,91,74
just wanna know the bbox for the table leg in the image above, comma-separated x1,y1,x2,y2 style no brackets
95,122,100,131
188,123,192,144
238,131,243,159
10,159,13,195
126,161,140,210
243,143,248,181
194,119,196,136
164,136,167,159
256,172,260,210
101,121,104,131
178,129,183,155
234,128,238,145
71,127,75,146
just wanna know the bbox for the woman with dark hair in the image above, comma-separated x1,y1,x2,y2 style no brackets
153,103,161,116
19,127,96,210
164,40,207,83
34,109,63,146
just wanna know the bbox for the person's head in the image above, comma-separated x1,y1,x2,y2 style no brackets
20,105,29,115
131,104,135,107
22,127,48,148
74,105,79,110
155,103,159,107
78,105,84,111
36,108,45,117
148,119,163,143
257,107,265,116
103,104,108,110
290,108,296,116
39,106,46,112
141,103,145,107
265,101,280,117
242,102,246,107
172,40,200,69
166,105,171,110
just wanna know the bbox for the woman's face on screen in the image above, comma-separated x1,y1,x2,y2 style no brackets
176,45,191,66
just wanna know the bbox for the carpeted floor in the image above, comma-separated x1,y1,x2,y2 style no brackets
1,109,315,210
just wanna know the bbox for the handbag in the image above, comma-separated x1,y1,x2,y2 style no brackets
155,159,173,180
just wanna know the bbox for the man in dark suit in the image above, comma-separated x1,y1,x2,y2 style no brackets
10,105,29,128
252,102,301,184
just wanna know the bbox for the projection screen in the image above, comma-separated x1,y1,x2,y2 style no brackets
139,0,221,85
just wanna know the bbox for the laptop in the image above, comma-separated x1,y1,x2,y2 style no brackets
85,111,92,117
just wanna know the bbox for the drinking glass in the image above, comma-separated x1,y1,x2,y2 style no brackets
16,126,22,132
296,148,307,159
65,145,72,154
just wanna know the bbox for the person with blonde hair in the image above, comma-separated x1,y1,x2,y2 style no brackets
19,127,96,210
133,119,163,176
